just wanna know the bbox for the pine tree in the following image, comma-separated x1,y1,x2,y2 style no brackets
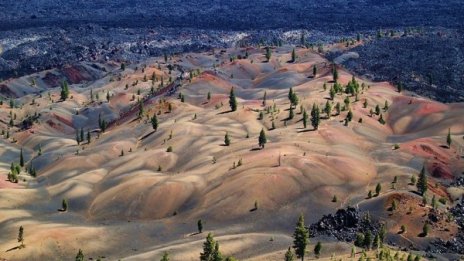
138,101,144,118
378,114,386,125
346,110,353,122
151,115,158,131
417,166,428,195
80,128,84,142
310,103,320,130
285,247,295,261
375,105,381,115
265,47,272,62
313,65,317,77
384,100,389,111
288,88,294,102
422,223,429,237
75,249,84,261
229,87,237,111
62,198,68,211
212,242,223,261
431,195,437,209
375,183,382,196
363,231,372,249
447,128,452,148
60,81,69,101
19,147,24,167
324,101,332,119
207,91,211,101
314,242,322,258
76,130,81,145
200,233,215,261
262,91,267,106
293,214,309,261
329,86,336,100
291,48,297,63
18,226,24,247
160,252,170,261
288,106,294,120
332,65,338,83
259,129,267,148
86,130,91,144
302,110,308,128
335,102,341,115
224,132,231,146
198,219,203,233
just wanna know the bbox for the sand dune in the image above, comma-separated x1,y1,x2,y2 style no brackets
0,46,462,260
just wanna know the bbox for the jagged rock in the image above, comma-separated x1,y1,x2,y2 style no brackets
309,207,381,242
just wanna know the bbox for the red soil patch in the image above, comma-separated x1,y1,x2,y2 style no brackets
53,113,74,128
430,162,453,179
403,138,454,180
414,100,448,116
42,72,61,87
0,84,17,97
61,66,93,84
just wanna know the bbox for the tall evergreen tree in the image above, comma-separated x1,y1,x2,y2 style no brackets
265,47,272,62
262,91,267,106
314,242,322,258
138,101,144,118
332,65,338,83
160,252,170,261
60,80,69,101
200,233,216,261
313,65,317,77
291,48,297,63
288,88,294,102
62,198,68,211
375,183,382,196
302,110,308,128
363,231,372,249
346,110,353,122
87,130,91,144
71,130,78,145
310,103,320,130
19,147,24,167
229,88,237,112
212,242,223,261
417,166,428,195
324,101,332,119
18,226,24,247
151,115,158,131
285,247,295,261
447,128,452,148
288,106,294,120
259,129,267,148
293,214,309,261
198,219,203,233
75,249,84,261
329,86,336,100
224,132,231,146
80,128,84,143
